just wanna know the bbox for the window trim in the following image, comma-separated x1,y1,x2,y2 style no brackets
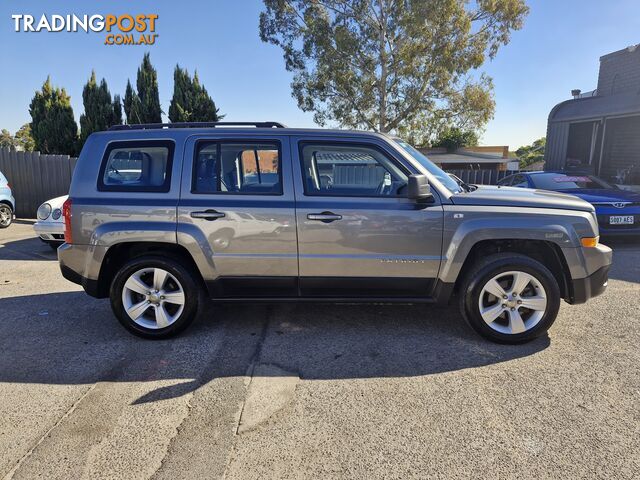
97,140,175,193
297,140,412,198
191,139,284,196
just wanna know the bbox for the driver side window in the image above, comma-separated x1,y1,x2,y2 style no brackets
299,143,408,197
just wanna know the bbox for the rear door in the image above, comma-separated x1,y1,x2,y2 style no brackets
291,136,444,298
177,134,298,297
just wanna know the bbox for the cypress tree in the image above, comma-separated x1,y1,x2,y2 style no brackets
29,77,78,155
192,72,222,122
79,71,120,145
112,95,123,126
136,53,162,123
169,65,222,123
124,79,143,124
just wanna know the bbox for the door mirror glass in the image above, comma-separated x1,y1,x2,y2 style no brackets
407,174,433,201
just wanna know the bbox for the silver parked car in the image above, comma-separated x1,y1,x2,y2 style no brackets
0,171,16,229
58,122,612,343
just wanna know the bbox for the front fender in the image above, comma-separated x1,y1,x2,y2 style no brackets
438,206,597,284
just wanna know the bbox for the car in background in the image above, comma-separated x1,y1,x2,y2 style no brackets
34,195,68,249
498,171,640,236
0,171,16,229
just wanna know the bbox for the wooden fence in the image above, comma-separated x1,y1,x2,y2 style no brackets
0,147,77,218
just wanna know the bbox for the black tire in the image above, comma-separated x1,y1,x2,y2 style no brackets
459,253,561,344
110,256,202,339
0,204,13,228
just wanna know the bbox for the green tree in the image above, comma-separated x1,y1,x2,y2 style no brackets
260,0,527,139
0,129,15,149
168,65,222,122
29,77,78,155
124,53,161,123
123,80,142,124
113,95,124,126
516,137,546,168
14,123,35,151
136,52,162,123
432,126,479,151
79,71,121,145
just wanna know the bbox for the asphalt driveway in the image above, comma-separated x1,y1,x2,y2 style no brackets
0,221,638,479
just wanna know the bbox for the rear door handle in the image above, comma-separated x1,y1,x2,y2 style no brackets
307,212,342,223
191,210,226,221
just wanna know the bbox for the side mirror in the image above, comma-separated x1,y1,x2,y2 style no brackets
407,174,433,202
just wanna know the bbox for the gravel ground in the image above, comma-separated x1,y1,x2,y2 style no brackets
0,221,638,479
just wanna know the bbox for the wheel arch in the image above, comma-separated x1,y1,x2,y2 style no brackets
95,242,206,298
453,239,572,301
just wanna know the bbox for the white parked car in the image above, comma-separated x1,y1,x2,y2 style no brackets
0,170,16,229
34,195,68,249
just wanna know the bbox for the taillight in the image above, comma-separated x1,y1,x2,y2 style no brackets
62,198,73,244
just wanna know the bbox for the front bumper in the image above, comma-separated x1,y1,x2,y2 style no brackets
569,264,610,304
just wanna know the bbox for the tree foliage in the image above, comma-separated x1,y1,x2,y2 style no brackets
432,126,478,151
15,124,35,151
113,95,124,125
168,65,223,122
124,53,162,124
260,0,527,141
79,71,122,146
0,129,14,149
29,77,78,155
516,137,545,168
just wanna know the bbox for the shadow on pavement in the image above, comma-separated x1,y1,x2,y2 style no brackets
0,236,58,261
0,291,550,404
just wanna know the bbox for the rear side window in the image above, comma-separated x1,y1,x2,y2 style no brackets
299,143,408,197
99,141,174,192
193,141,282,195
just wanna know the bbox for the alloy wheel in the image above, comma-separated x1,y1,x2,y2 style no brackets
0,206,11,227
121,267,186,329
478,270,547,335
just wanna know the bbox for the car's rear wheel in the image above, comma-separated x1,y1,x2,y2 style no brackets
459,253,561,344
110,256,202,339
0,204,13,228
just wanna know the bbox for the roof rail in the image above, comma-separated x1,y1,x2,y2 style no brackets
109,121,287,131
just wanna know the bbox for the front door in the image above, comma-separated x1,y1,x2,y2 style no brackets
178,135,298,297
292,137,444,298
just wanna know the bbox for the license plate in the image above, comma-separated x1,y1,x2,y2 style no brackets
609,215,634,225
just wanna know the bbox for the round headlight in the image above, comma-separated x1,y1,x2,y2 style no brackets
37,203,52,220
52,208,62,220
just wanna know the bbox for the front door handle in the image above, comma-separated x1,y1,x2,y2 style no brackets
191,210,226,221
307,212,342,223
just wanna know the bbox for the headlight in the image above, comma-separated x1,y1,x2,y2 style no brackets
52,208,62,220
37,203,52,220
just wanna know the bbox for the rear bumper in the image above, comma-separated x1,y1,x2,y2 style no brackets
58,243,104,298
60,263,101,298
568,265,610,304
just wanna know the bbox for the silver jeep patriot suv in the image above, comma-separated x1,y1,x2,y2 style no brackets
58,122,612,343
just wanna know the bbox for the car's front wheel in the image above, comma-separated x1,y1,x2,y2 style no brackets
460,253,561,344
110,256,202,338
0,204,13,228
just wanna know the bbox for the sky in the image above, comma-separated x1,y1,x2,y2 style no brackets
1,0,639,149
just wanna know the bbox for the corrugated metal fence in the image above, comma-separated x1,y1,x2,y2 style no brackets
0,147,77,218
446,169,512,185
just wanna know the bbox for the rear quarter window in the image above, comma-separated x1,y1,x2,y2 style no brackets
98,140,175,192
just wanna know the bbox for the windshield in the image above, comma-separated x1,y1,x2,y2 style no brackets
393,138,462,193
530,173,613,191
